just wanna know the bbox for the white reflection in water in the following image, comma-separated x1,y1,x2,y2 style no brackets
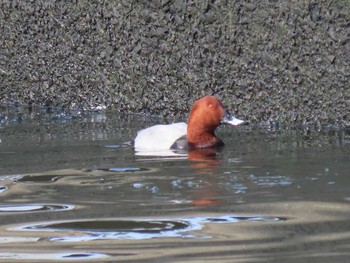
250,174,293,186
0,204,74,213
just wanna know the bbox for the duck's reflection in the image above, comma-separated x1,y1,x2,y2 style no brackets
135,147,231,208
188,148,222,168
187,148,224,207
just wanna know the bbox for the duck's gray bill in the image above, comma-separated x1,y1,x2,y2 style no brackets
222,116,245,126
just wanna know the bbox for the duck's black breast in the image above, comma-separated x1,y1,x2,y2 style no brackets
170,135,188,149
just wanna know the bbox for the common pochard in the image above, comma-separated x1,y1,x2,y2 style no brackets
134,96,245,152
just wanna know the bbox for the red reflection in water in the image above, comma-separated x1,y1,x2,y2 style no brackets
188,148,224,208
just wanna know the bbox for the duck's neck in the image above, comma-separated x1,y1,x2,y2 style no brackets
187,126,224,149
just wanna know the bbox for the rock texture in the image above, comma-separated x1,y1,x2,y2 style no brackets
0,0,349,126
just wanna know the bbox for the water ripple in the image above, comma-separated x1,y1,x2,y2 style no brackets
0,204,74,213
11,215,286,242
0,252,110,261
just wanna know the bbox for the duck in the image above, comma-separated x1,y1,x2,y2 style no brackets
134,96,245,152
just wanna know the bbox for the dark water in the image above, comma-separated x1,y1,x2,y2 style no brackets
0,111,349,262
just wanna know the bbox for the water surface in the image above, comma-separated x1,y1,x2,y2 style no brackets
0,110,349,262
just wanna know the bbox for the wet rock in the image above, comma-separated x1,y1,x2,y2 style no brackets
0,0,349,127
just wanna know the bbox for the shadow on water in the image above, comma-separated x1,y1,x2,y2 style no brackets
0,110,350,262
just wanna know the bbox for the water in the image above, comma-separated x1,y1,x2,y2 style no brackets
0,111,349,262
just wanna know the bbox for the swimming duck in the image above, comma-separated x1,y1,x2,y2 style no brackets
134,96,245,151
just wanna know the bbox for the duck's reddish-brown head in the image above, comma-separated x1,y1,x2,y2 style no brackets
187,96,244,149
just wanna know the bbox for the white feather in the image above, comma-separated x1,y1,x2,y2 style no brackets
134,122,187,151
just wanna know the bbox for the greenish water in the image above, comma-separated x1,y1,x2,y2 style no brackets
0,111,349,262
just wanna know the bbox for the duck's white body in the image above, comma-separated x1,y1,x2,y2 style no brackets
134,122,187,151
